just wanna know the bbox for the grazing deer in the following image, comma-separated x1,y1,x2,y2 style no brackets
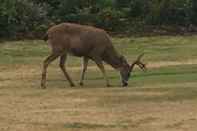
41,23,146,88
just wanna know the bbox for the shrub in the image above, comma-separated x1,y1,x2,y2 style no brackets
97,7,126,31
0,0,48,39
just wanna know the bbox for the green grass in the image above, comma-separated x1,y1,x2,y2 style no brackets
0,40,49,64
1,35,197,65
113,35,197,61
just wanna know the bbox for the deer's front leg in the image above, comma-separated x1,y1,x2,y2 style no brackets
93,57,110,87
79,57,89,86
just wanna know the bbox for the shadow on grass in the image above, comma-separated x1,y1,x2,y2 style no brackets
88,70,197,80
97,86,197,106
64,122,128,129
132,70,197,78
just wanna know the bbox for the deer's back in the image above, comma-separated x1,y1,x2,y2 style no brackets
47,23,113,57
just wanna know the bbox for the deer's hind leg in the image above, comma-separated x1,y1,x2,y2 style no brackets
59,54,75,87
79,57,89,86
41,53,60,89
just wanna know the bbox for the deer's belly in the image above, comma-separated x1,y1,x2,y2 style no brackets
68,48,86,57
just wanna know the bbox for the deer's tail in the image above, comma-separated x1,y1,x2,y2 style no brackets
43,33,48,41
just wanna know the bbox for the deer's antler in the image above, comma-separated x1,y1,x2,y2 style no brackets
130,53,147,72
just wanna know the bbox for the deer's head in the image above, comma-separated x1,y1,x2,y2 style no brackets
119,53,146,87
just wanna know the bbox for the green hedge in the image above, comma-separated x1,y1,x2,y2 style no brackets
1,0,197,39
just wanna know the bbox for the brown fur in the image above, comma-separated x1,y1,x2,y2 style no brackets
41,23,146,88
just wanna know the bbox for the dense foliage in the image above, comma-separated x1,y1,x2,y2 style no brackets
1,0,197,39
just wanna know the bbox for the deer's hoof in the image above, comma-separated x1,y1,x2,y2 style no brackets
41,82,46,89
107,84,111,87
79,82,83,86
41,84,46,89
122,82,128,87
70,83,75,87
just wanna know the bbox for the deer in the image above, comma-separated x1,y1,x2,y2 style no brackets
41,23,146,88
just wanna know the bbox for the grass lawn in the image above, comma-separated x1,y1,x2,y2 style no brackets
0,35,197,131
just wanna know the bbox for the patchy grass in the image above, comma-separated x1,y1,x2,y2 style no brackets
1,36,197,131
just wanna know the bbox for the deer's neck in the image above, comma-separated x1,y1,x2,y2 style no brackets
102,47,123,69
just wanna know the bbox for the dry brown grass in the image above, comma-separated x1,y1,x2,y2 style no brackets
1,62,197,131
1,86,197,131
